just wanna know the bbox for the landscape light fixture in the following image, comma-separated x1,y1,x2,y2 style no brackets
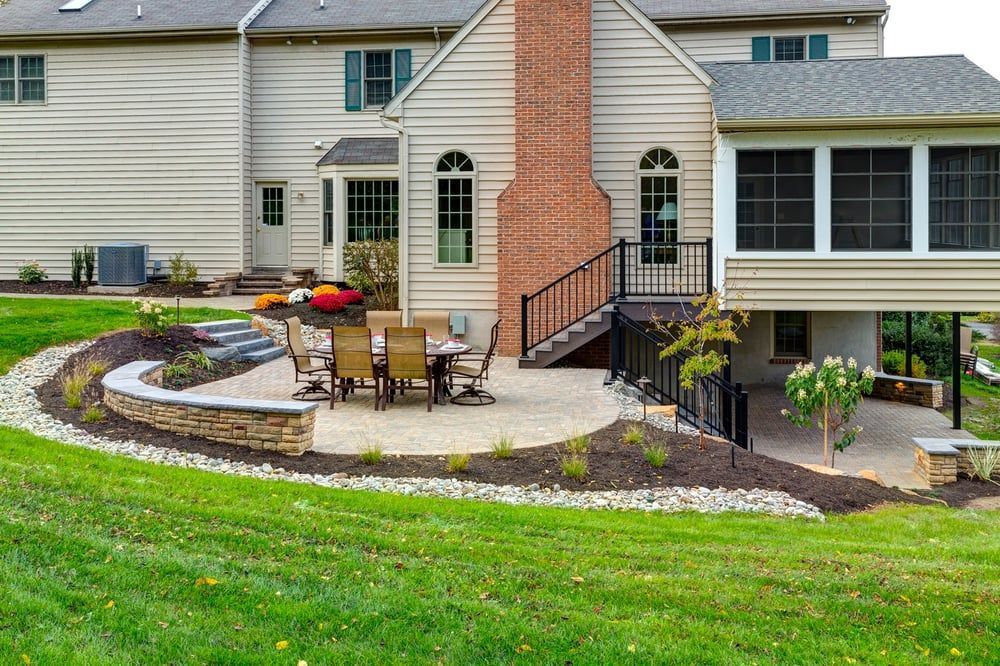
636,376,652,419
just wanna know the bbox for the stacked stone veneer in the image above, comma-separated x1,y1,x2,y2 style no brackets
913,438,1000,485
103,361,316,455
872,373,943,409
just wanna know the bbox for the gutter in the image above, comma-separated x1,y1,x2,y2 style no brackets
655,7,886,26
245,24,463,38
0,25,240,42
716,113,1000,132
379,115,410,318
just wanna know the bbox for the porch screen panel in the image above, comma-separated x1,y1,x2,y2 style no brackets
831,148,912,250
346,180,399,242
737,150,814,250
930,146,1000,250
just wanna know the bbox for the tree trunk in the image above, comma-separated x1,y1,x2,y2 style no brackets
822,393,830,467
697,379,707,451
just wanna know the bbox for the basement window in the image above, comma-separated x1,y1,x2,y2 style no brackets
773,312,810,359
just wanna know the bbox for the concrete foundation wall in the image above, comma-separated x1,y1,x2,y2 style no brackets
732,311,877,386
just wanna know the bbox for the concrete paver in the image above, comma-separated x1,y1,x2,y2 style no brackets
187,357,620,455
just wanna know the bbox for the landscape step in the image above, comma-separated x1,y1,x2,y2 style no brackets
230,337,277,355
190,320,251,335
211,328,264,345
241,346,286,363
192,320,286,364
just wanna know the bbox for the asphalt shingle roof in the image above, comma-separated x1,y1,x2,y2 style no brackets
637,0,886,20
705,56,1000,121
317,138,399,166
0,0,261,35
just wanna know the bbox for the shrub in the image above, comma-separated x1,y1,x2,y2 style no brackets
560,455,588,481
82,244,96,285
490,433,515,460
132,298,169,337
359,444,384,466
965,446,1000,483
85,357,111,378
565,432,590,455
622,424,645,446
343,239,399,311
976,312,998,324
17,261,47,284
338,289,365,305
643,443,668,469
288,288,314,305
60,368,90,409
881,350,928,379
70,249,85,288
175,350,214,371
167,252,199,286
82,404,105,424
445,452,471,473
192,329,213,342
881,312,953,378
310,293,347,313
163,363,193,381
312,284,340,297
254,293,289,310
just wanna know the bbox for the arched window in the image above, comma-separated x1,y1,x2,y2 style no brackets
435,151,476,265
638,148,682,265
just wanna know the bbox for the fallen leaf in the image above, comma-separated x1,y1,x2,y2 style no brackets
275,640,289,650
628,644,637,653
570,576,584,584
104,600,115,609
515,644,532,654
20,655,30,665
297,661,308,666
196,577,219,587
950,648,963,657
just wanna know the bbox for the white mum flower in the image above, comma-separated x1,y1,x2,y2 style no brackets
288,288,314,305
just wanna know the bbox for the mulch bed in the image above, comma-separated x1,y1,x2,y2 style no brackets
37,326,254,424
0,280,208,298
245,303,366,329
918,478,1000,507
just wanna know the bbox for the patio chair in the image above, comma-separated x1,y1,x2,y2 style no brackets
383,327,435,412
330,326,383,410
447,320,500,406
284,317,332,401
367,310,402,333
413,311,450,342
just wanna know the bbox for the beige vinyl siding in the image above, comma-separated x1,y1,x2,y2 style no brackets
593,0,714,242
666,17,881,62
0,37,242,280
725,258,1000,311
250,36,437,271
397,0,514,319
240,36,254,273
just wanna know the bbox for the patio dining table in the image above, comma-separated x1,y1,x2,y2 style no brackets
314,340,473,405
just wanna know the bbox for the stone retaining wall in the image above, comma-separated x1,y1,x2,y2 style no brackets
873,373,943,409
103,361,316,455
913,437,1000,485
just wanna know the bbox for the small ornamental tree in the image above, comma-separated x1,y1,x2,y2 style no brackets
782,356,876,468
657,291,749,451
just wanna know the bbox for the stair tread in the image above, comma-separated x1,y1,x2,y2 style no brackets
242,347,286,363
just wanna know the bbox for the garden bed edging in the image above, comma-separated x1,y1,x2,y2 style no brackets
103,361,316,455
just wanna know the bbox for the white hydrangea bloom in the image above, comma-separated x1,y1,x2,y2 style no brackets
288,288,314,305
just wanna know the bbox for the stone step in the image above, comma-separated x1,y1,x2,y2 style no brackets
231,337,275,355
241,346,286,364
233,287,289,296
211,328,263,345
190,319,252,334
239,277,285,286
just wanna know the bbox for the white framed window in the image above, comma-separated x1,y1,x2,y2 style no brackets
364,51,393,109
346,179,399,242
637,148,682,265
773,37,805,61
434,151,476,266
0,55,45,104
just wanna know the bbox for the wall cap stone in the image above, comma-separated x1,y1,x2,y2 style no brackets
875,372,944,388
912,438,961,455
103,361,317,416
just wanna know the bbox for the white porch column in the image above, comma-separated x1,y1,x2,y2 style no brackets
912,144,930,253
814,145,832,253
715,136,737,292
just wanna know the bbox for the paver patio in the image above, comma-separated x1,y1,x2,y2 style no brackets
187,357,620,455
748,385,974,489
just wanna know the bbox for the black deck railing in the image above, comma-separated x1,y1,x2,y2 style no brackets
610,309,748,449
520,238,712,357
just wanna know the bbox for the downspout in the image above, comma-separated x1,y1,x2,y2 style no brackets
236,33,247,274
879,8,890,57
433,26,441,50
380,115,409,318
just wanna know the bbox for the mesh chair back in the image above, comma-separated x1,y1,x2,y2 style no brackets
413,311,450,342
286,317,313,372
367,310,402,333
385,327,429,380
332,327,376,380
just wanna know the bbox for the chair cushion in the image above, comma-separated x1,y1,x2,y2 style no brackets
449,364,481,376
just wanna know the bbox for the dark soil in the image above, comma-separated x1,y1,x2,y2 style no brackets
37,326,255,424
246,303,366,329
0,280,208,298
918,477,1000,508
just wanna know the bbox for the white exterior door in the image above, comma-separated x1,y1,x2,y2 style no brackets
255,183,289,267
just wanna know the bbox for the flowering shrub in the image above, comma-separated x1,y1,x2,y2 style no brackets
18,261,47,284
192,329,213,342
132,298,169,337
313,284,340,297
253,293,289,310
310,293,347,313
337,289,365,305
288,288,314,305
782,356,876,468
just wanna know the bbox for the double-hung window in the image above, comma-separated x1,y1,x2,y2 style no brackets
363,51,393,109
346,180,399,242
435,151,476,265
831,148,912,250
322,179,334,246
773,37,805,61
0,55,45,104
736,150,814,250
930,146,1000,250
344,49,412,111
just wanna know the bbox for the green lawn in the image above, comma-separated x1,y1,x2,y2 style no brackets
944,344,1000,439
0,428,997,665
0,297,249,375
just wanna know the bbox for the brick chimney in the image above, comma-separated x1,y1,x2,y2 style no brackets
496,0,612,357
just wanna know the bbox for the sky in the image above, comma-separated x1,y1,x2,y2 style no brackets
884,0,1000,78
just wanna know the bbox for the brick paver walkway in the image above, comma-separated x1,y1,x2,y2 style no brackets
187,357,620,455
748,385,974,489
